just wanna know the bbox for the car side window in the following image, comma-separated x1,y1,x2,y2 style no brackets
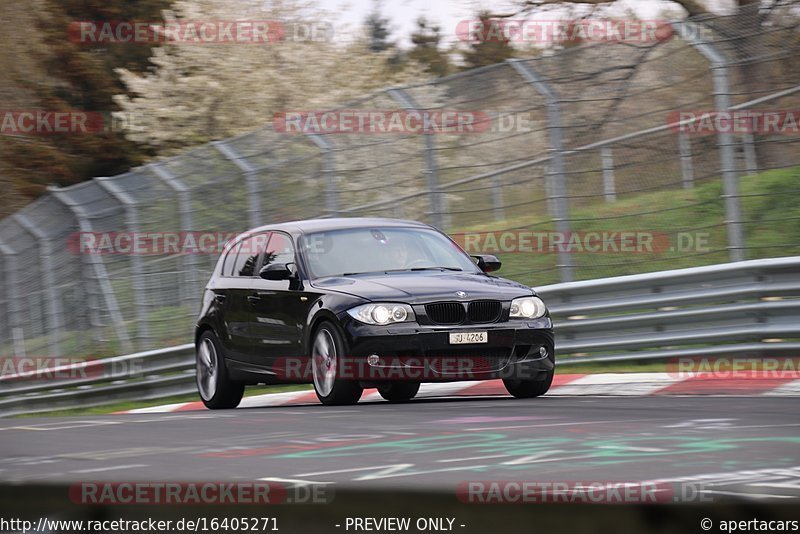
262,232,295,268
231,233,270,277
221,241,239,276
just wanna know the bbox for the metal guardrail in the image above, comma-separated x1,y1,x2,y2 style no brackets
537,256,800,364
0,345,195,417
1,257,798,417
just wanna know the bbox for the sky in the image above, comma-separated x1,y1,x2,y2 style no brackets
326,0,733,48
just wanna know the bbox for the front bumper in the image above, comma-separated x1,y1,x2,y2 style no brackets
339,316,554,382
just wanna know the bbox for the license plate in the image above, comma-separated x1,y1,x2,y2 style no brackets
449,332,488,344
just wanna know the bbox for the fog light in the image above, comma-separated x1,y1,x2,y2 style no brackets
367,354,380,366
539,347,548,357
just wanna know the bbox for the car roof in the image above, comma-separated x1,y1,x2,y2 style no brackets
247,217,433,236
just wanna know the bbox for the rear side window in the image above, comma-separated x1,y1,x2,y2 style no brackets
230,233,270,277
221,240,240,276
262,232,295,268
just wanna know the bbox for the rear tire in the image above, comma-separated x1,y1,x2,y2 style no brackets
196,330,245,409
377,382,420,403
311,321,363,406
503,369,554,398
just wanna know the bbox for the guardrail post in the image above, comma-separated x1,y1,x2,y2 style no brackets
0,240,26,357
674,21,745,262
508,58,574,282
601,147,616,202
48,187,133,354
306,134,339,217
212,141,262,228
678,131,695,189
387,88,447,230
150,163,198,307
12,214,64,357
95,177,151,350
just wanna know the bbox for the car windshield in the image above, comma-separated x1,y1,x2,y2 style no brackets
299,227,481,279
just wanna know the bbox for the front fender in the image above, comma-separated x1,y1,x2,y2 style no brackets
302,292,368,355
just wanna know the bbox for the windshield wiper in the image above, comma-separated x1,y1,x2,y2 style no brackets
339,267,463,276
409,266,463,272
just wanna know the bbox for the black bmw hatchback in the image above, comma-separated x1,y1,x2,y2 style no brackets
195,218,555,407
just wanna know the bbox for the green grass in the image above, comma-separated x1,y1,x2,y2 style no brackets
455,166,800,287
555,361,671,374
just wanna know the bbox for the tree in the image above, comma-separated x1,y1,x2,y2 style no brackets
502,0,756,17
461,11,516,70
115,0,429,153
364,1,407,71
0,0,168,207
364,1,392,53
407,17,452,77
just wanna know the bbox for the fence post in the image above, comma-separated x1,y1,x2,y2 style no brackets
48,187,133,354
741,133,758,177
212,141,262,229
150,163,198,308
674,21,745,262
0,240,26,357
12,214,63,357
601,146,616,202
678,131,695,189
386,88,446,230
95,177,151,350
490,173,506,222
306,134,339,217
508,58,574,282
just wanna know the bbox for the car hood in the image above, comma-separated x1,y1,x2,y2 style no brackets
310,272,534,304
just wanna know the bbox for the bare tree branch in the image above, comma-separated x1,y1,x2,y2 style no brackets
496,0,711,18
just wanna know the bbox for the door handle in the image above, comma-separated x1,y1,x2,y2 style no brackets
247,295,261,304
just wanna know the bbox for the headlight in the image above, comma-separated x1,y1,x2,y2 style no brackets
347,303,415,325
509,296,547,319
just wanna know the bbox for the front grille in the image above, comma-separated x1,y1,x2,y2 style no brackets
467,300,501,323
426,302,466,325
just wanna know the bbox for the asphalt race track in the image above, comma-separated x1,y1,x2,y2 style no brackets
1,395,799,501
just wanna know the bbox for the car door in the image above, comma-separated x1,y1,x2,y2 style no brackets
247,231,316,370
221,232,269,363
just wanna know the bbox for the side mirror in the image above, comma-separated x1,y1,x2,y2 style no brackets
472,254,501,273
259,262,294,281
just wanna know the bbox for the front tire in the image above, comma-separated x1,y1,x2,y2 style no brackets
377,382,420,403
196,330,245,409
311,321,363,406
503,369,554,398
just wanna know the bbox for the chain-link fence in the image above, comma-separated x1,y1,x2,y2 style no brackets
1,3,799,360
